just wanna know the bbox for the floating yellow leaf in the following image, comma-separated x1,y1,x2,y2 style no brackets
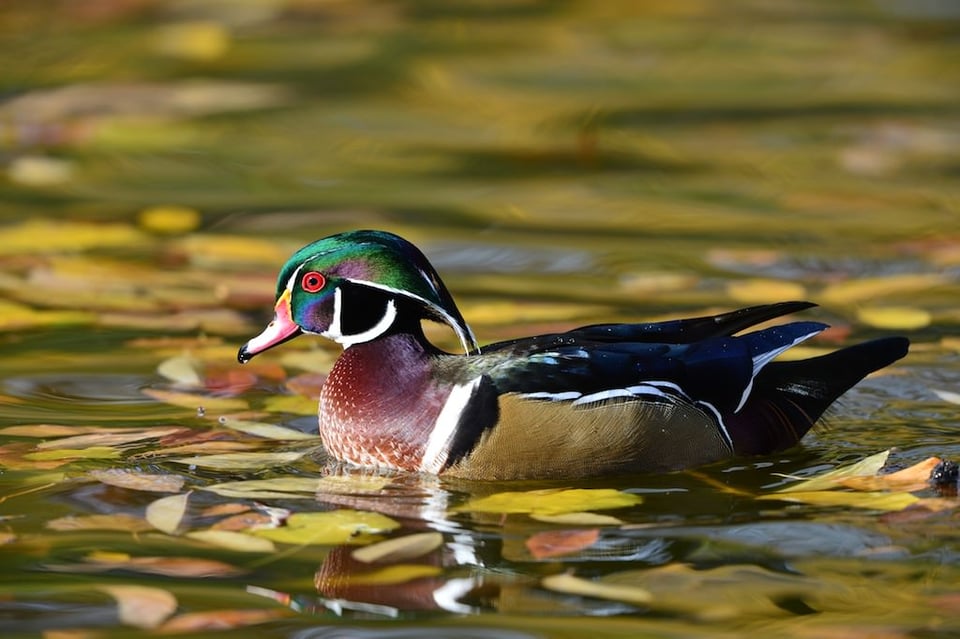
24,447,120,461
0,300,95,330
726,279,807,305
776,450,890,493
186,530,276,553
251,510,400,546
172,451,306,471
0,218,148,255
856,306,931,330
315,474,394,494
839,457,942,492
98,585,178,630
351,532,444,564
138,205,201,235
218,418,318,441
454,488,642,517
173,234,290,268
542,572,652,605
7,155,73,186
346,564,443,585
142,388,249,412
153,21,231,61
146,492,190,535
88,469,185,494
759,489,919,511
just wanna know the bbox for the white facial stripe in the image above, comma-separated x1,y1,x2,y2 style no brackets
321,286,399,349
342,279,479,356
285,263,306,292
419,377,482,473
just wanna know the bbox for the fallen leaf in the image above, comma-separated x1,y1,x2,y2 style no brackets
158,608,289,632
98,585,178,629
263,394,318,415
526,528,601,559
530,512,625,526
211,511,279,531
454,488,642,517
171,451,306,471
138,205,201,235
88,469,186,493
933,389,960,405
36,427,185,450
186,530,276,553
217,418,318,441
0,218,147,255
157,354,205,387
776,450,891,493
142,388,249,412
344,564,443,585
76,551,244,578
351,532,444,564
542,572,652,605
251,510,400,546
24,447,120,461
819,274,946,305
758,490,919,511
726,279,807,305
146,492,190,534
202,476,321,499
839,457,942,492
46,513,153,532
0,424,117,438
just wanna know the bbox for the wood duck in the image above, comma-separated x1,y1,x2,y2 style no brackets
238,230,909,480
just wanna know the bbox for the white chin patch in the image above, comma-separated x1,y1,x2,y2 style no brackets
322,286,399,349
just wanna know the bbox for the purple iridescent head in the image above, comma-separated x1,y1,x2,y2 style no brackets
238,230,478,362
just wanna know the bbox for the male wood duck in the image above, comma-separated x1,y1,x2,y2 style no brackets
238,230,909,480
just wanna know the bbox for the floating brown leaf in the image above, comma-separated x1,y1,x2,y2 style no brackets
76,551,244,578
46,513,153,532
88,469,186,493
526,528,601,560
157,608,289,633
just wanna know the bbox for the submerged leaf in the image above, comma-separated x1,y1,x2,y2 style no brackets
158,608,289,632
251,510,400,546
218,418,318,441
47,513,153,532
142,388,249,412
530,512,625,526
24,446,120,461
454,488,642,516
186,530,276,553
542,572,652,605
88,469,185,493
146,492,190,534
351,532,444,564
76,552,244,578
202,476,322,499
98,585,178,629
526,528,601,559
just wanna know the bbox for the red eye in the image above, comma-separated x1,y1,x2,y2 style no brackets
300,271,326,293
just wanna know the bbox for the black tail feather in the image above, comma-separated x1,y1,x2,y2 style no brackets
727,337,909,455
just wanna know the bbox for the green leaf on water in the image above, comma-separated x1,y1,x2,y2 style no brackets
251,510,400,546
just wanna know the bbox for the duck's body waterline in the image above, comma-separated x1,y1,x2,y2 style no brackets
239,230,909,480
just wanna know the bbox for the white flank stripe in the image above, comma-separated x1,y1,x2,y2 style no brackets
572,388,634,406
696,399,734,450
734,327,823,413
419,377,482,473
520,391,582,401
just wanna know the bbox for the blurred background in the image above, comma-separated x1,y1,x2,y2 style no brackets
2,1,960,636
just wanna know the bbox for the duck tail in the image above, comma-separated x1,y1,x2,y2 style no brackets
726,337,909,455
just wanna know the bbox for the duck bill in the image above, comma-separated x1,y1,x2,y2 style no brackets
238,289,301,363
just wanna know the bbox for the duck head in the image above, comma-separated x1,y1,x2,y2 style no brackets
238,230,479,362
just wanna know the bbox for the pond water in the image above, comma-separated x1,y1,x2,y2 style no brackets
1,1,959,637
